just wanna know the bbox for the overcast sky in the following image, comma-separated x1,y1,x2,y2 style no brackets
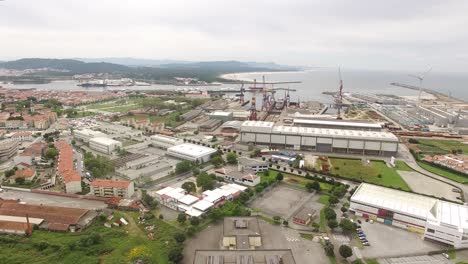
1,0,468,72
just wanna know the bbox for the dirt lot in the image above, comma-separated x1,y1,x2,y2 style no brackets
249,184,314,219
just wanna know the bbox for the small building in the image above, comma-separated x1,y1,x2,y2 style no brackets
73,128,108,143
14,142,46,165
209,111,233,122
223,217,262,250
167,143,217,163
89,137,122,154
9,167,36,184
238,157,269,172
90,179,135,198
215,167,261,187
181,109,202,121
292,207,316,226
150,134,183,149
199,119,222,132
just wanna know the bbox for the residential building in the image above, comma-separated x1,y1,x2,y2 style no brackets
90,179,134,198
55,141,82,193
9,167,36,184
10,131,33,141
14,142,46,165
0,139,18,161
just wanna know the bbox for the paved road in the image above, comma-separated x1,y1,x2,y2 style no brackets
0,189,107,210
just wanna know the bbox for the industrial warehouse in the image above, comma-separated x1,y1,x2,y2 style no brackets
350,183,468,249
240,121,399,156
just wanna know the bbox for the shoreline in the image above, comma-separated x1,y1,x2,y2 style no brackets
219,70,307,82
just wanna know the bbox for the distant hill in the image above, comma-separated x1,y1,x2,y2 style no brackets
74,57,189,67
0,58,299,82
0,58,130,73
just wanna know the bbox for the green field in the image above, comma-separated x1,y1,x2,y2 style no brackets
0,211,181,264
415,139,468,155
262,170,334,191
417,161,468,184
395,160,413,171
318,194,330,205
329,158,411,191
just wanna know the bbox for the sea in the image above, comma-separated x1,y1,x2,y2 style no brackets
4,68,468,103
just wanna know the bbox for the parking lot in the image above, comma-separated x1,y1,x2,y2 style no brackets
249,184,314,218
0,190,107,210
356,220,444,259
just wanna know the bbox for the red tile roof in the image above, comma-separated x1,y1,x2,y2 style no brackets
90,179,131,188
55,141,81,183
0,220,32,233
13,168,36,179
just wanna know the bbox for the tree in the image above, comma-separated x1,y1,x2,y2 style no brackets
45,148,59,160
173,232,186,243
175,161,192,174
5,169,15,178
211,155,224,168
168,246,184,263
339,244,353,259
339,219,355,234
324,207,336,221
226,152,238,165
84,152,115,178
323,242,335,256
182,182,196,193
192,167,200,176
142,190,158,209
276,172,284,181
328,219,338,229
328,196,339,206
196,172,215,191
190,216,200,226
305,181,321,192
15,177,25,185
177,213,187,224
186,226,196,237
340,206,348,213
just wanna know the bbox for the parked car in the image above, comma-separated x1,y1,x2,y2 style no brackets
442,253,449,259
357,220,362,224
365,218,369,222
362,242,370,246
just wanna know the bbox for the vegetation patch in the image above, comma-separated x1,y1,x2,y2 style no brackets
417,161,468,184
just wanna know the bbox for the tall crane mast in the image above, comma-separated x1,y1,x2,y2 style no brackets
335,68,344,120
249,79,258,121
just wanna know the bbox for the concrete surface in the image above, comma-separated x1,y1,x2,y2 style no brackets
378,254,451,264
358,219,444,259
398,170,459,201
250,184,314,218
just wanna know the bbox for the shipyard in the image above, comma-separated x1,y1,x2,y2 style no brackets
2,0,468,263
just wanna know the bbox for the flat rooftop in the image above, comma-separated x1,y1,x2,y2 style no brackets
223,217,261,237
90,137,121,145
167,143,217,157
292,119,382,129
193,249,296,264
351,183,438,220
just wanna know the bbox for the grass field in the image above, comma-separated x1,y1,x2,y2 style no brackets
0,211,180,264
395,160,413,171
417,161,468,184
329,158,411,191
415,139,468,155
262,170,334,191
318,194,330,205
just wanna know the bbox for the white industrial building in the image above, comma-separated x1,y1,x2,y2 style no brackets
150,134,183,149
167,143,217,163
89,137,122,154
73,128,108,143
240,121,398,156
350,183,468,249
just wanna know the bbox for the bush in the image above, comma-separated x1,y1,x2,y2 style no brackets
168,246,184,263
327,219,338,229
323,242,335,256
339,244,353,259
177,213,187,224
174,232,186,243
190,217,200,226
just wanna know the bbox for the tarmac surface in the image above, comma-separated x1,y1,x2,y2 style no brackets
0,190,107,210
398,170,459,201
